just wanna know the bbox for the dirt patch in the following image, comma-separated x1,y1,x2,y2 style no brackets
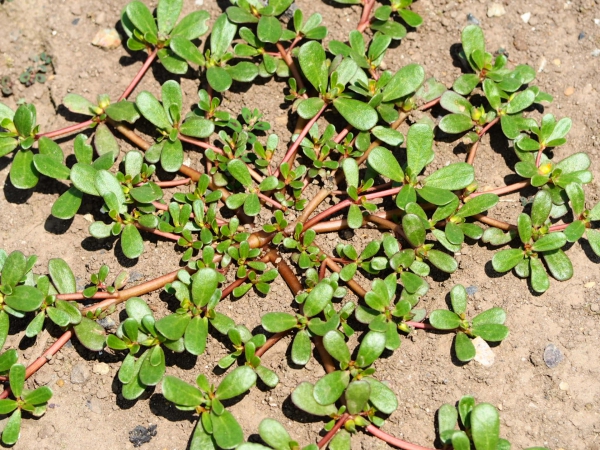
0,0,599,449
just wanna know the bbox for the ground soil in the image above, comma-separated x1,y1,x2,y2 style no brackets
1,0,600,449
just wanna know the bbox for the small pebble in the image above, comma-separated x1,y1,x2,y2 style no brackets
487,3,506,17
72,18,80,26
466,285,478,296
97,316,117,331
578,31,586,40
552,58,561,66
71,363,91,384
592,49,600,57
521,12,531,23
56,379,65,387
564,86,575,96
585,281,596,288
92,362,110,375
129,425,157,448
91,28,122,50
466,13,480,25
543,343,563,368
473,337,495,367
590,303,599,312
559,381,569,391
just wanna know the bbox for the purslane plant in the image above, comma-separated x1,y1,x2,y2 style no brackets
0,0,594,448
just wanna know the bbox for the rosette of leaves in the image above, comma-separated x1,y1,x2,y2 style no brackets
289,8,327,41
238,418,318,450
437,396,549,450
299,123,339,178
0,102,44,189
121,0,210,74
291,330,398,432
341,158,379,229
81,264,128,298
272,162,307,210
262,210,289,245
233,25,290,79
162,367,257,449
562,183,600,255
136,80,215,172
329,30,392,73
261,275,347,366
282,225,323,269
191,88,231,126
429,284,509,362
355,273,428,351
335,240,388,282
159,268,235,357
227,243,278,297
107,297,184,399
216,324,279,388
491,190,573,293
224,158,278,216
226,107,270,145
0,364,53,445
437,90,496,138
62,92,140,132
371,0,423,40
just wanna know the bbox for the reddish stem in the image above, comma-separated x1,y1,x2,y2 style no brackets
56,291,118,301
405,321,435,330
469,180,530,198
36,118,95,140
118,48,158,101
179,134,224,155
257,191,287,211
274,102,328,177
151,178,192,188
255,331,290,357
548,223,570,232
418,97,441,111
466,117,500,165
276,41,306,95
366,425,436,450
357,0,376,32
135,222,181,241
317,413,350,449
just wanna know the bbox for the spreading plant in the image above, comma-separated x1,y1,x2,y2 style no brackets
0,0,596,448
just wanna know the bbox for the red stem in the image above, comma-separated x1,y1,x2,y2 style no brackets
151,178,192,188
36,118,95,140
135,222,181,241
317,413,350,449
276,42,306,95
118,48,158,101
357,0,376,32
466,117,499,165
468,180,530,198
366,425,436,450
179,134,224,155
257,191,287,211
274,102,328,177
405,321,435,330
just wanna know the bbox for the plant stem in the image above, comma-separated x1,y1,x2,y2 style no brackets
255,331,290,357
466,117,499,165
473,213,516,231
418,97,441,111
324,256,367,298
276,41,306,95
36,118,95,140
274,102,328,177
151,202,230,226
118,48,158,101
405,321,435,330
365,425,436,450
317,413,350,449
56,291,118,301
151,178,192,188
357,0,376,32
257,191,287,211
179,133,224,155
135,222,181,241
468,180,530,198
548,223,570,232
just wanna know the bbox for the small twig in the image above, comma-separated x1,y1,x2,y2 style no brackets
468,180,531,198
118,47,158,101
178,133,224,155
36,118,95,140
473,214,516,231
366,425,436,450
150,178,192,188
466,117,500,165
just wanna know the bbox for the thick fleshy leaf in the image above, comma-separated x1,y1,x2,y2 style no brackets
402,214,425,247
427,249,458,273
462,25,485,69
0,312,8,350
453,74,480,95
303,281,334,317
13,104,35,137
33,154,70,180
206,66,233,92
356,331,386,367
215,365,256,400
472,308,506,326
450,284,467,315
162,375,203,406
136,91,172,130
172,10,210,40
470,403,500,450
368,146,403,182
345,380,371,414
406,123,433,175
1,251,26,287
180,116,214,138
364,377,398,414
291,329,311,365
157,0,182,34
531,190,552,227
48,258,76,294
5,285,44,312
506,89,535,114
429,310,461,330
424,163,474,190
531,232,566,252
323,330,351,366
455,332,476,362
381,63,424,102
297,97,326,119
184,316,208,355
125,1,157,37
227,62,259,83
211,13,237,59
10,149,39,189
261,312,298,333
471,324,509,342
63,94,95,116
73,317,106,351
298,41,328,93
542,249,573,281
492,249,524,273
439,114,474,134
530,257,549,293
121,223,144,259
0,399,17,415
0,137,17,158
333,97,378,131
228,159,253,188
191,268,220,307
70,163,99,196
257,15,282,43
105,101,140,123
1,409,21,446
313,370,350,405
156,313,190,341
292,382,338,416
456,194,499,218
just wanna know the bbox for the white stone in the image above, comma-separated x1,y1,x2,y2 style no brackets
473,336,495,367
521,12,531,23
487,3,506,17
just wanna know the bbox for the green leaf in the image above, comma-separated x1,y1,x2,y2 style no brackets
120,223,144,259
291,329,311,365
542,249,573,281
73,317,106,351
262,312,298,332
456,194,499,218
13,104,34,137
228,159,253,188
472,308,506,326
207,66,233,93
298,41,328,93
402,214,426,247
105,101,140,123
257,419,291,449
32,154,70,180
191,268,220,307
531,232,566,252
450,284,467,315
227,62,259,83
303,281,334,317
461,25,485,69
367,146,403,182
364,377,398,414
257,15,282,43
427,249,458,273
162,375,203,406
0,349,18,373
0,399,17,415
424,163,474,190
471,324,509,342
172,10,210,40
345,380,371,414
347,204,363,229
9,364,25,398
506,89,535,114
0,138,17,158
313,370,350,405
381,63,424,102
453,74,480,95
156,313,190,341
136,91,172,130
356,331,386,367
22,385,53,405
406,123,433,175
211,14,237,59
63,94,95,116
1,251,26,287
5,286,44,312
323,330,351,366
215,365,257,400
455,332,476,362
125,1,157,37
439,114,474,134
297,97,326,120
10,149,39,189
372,126,404,146
48,258,76,294
531,190,552,227
184,316,208,356
530,257,549,293
157,0,182,34
0,312,9,350
492,249,524,272
210,410,243,449
429,310,461,330
333,97,378,131
180,117,214,138
470,403,500,450
1,409,21,445
292,382,337,416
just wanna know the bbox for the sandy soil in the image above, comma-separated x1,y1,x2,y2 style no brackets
0,0,600,449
